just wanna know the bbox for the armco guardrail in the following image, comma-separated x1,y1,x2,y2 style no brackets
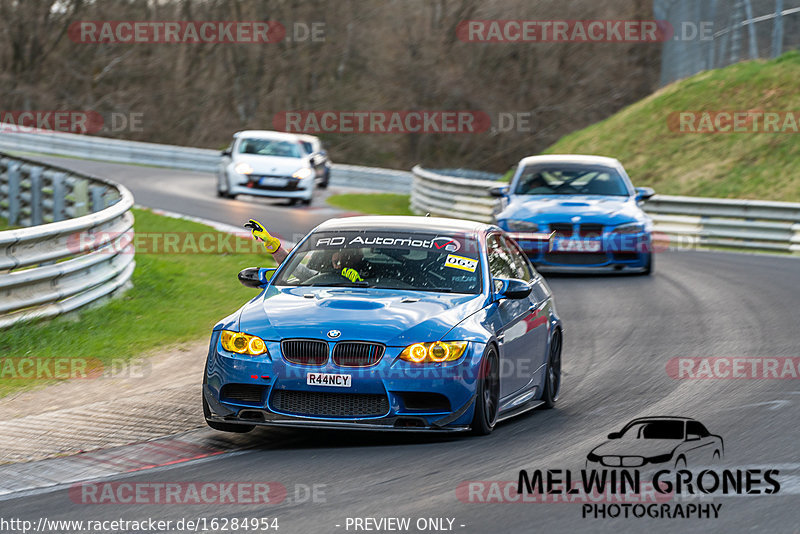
412,166,800,254
411,165,499,223
0,152,135,328
0,126,412,193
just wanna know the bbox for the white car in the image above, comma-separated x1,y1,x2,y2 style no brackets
217,130,317,205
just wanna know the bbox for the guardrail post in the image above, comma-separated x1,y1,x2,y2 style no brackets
29,166,43,226
90,185,106,212
7,162,21,226
52,172,67,222
71,176,89,217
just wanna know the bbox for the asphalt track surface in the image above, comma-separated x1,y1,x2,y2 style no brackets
2,156,799,533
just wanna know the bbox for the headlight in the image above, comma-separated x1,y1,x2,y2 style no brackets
586,452,600,462
292,167,313,179
220,330,267,355
506,220,539,232
399,341,468,363
234,162,253,175
612,223,645,234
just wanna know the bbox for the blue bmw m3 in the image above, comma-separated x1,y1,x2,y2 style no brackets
203,216,563,435
492,155,655,274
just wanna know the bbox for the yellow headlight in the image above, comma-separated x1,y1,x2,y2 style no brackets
399,341,468,363
220,330,268,356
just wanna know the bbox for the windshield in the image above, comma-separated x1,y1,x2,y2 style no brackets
237,138,303,158
515,164,629,196
272,230,482,294
621,420,684,440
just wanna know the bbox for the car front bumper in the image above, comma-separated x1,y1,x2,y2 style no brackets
204,332,485,431
229,175,313,200
512,232,652,271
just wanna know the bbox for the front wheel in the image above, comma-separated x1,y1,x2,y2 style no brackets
471,347,500,435
217,174,235,199
542,329,562,408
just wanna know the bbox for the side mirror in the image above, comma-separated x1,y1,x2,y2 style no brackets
489,185,510,198
221,149,232,157
493,278,532,300
238,267,276,288
686,433,701,441
635,187,655,202
607,432,622,439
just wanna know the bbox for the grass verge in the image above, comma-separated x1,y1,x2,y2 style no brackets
326,193,414,215
0,208,273,397
544,51,800,201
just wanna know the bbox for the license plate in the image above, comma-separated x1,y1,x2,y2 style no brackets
306,372,351,387
553,239,602,252
259,177,288,187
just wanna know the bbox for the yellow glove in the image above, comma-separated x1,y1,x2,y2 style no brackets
244,219,281,253
341,267,363,283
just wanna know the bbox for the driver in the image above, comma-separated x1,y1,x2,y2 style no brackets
244,219,365,283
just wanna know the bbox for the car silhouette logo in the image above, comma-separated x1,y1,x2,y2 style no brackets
571,216,581,223
585,416,724,470
327,329,341,339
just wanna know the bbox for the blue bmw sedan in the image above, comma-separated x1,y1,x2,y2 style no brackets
203,216,563,435
493,155,655,274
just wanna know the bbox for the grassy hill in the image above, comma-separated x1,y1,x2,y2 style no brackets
545,51,800,202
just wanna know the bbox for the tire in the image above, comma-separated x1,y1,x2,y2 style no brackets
202,371,254,433
471,347,500,435
542,329,562,408
217,174,235,199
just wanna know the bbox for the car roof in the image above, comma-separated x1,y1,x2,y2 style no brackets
313,215,492,236
517,154,622,168
625,416,697,424
234,130,302,142
295,134,320,142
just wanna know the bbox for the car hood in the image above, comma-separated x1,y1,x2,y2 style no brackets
234,286,486,345
232,153,310,175
499,195,645,225
591,437,681,458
